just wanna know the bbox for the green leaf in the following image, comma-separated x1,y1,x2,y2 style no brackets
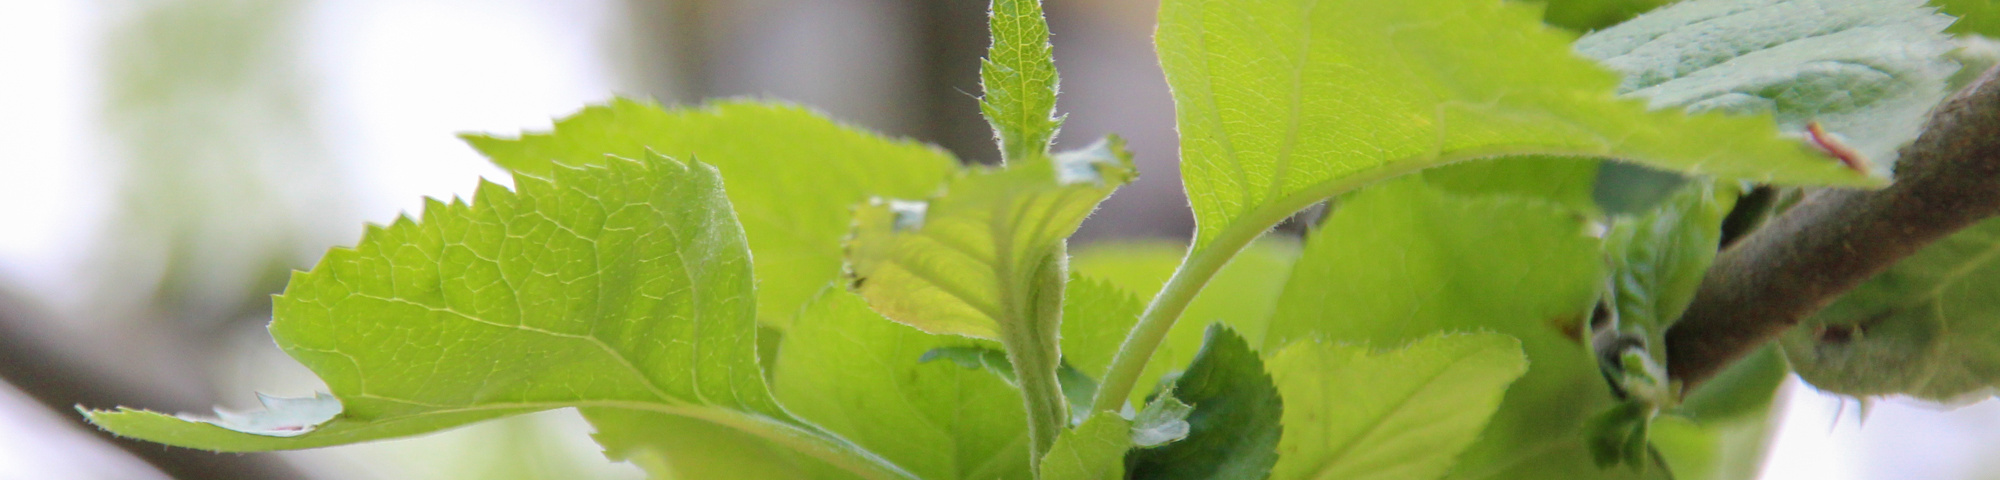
1267,333,1529,480
462,99,958,328
913,345,1103,423
1935,0,2000,36
1125,325,1283,480
1039,414,1132,480
1605,183,1738,334
847,137,1135,339
981,0,1063,162
1421,156,1603,215
1576,0,1959,173
587,410,856,480
1263,178,1615,479
1782,217,2000,401
1534,0,1673,31
1158,0,1876,252
775,290,1031,480
83,155,909,479
1071,240,1298,405
1058,275,1146,380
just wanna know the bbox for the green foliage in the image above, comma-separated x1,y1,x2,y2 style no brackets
463,99,957,329
1158,0,1874,253
980,0,1063,162
846,138,1135,339
1125,326,1283,480
1039,414,1131,480
1267,333,1528,480
84,0,1977,478
776,291,1030,480
1576,0,1958,174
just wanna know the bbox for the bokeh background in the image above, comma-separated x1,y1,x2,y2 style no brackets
4,1,2000,479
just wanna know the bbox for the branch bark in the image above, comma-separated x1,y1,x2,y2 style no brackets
1666,65,2000,392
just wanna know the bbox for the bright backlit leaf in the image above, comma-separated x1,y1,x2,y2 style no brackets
774,290,1030,480
83,155,909,479
847,138,1135,339
981,0,1062,162
1264,178,1613,479
1158,0,1877,252
463,99,958,328
1267,333,1528,480
1039,414,1132,480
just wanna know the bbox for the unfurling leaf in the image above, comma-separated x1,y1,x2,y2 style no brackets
1124,325,1282,480
1130,391,1194,448
980,0,1062,162
847,137,1135,340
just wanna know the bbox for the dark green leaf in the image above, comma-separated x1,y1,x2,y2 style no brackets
1124,325,1282,480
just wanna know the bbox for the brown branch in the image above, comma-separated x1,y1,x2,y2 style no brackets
1665,65,2000,392
0,288,304,480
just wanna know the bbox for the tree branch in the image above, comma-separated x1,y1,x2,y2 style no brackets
1666,65,2000,392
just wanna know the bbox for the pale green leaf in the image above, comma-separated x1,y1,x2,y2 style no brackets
1577,0,1958,174
1159,0,1876,251
1267,333,1529,480
1130,392,1194,448
1071,240,1298,405
981,0,1063,162
462,99,958,328
1421,156,1602,215
1782,217,2000,401
83,155,908,479
1263,178,1616,479
1058,275,1145,380
775,290,1030,480
587,409,857,480
847,138,1135,339
1126,325,1283,480
1039,414,1132,480
1605,183,1738,334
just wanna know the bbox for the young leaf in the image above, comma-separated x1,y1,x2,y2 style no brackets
1577,0,1958,174
1267,333,1529,480
1605,183,1738,334
586,409,856,480
847,138,1134,339
1157,0,1876,252
1129,392,1194,448
1124,325,1283,480
1781,218,2000,401
1263,178,1614,478
462,99,958,328
1039,414,1133,480
82,155,910,480
980,0,1062,162
1071,240,1298,405
775,290,1031,480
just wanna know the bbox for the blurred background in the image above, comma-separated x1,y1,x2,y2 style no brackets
2,0,1998,479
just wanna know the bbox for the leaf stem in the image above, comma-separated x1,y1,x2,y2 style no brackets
1004,247,1072,474
679,407,921,480
1087,157,1465,415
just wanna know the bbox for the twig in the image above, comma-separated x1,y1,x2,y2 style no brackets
1665,65,2000,392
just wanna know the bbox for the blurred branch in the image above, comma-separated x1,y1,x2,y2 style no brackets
0,287,302,480
1666,65,2000,391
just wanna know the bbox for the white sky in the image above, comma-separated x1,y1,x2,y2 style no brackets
0,1,1993,479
